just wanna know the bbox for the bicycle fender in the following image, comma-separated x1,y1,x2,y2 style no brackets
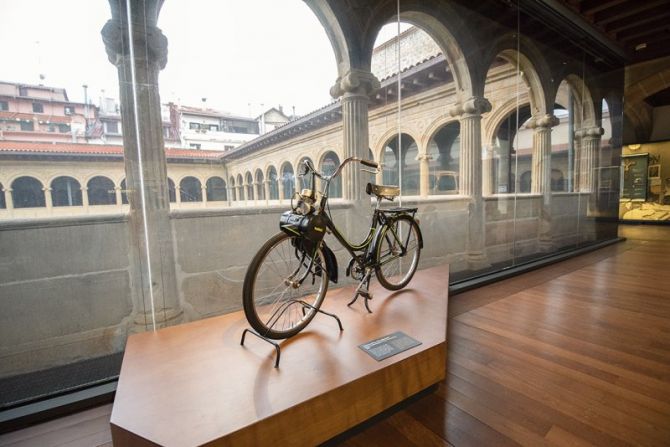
320,241,339,284
369,215,424,257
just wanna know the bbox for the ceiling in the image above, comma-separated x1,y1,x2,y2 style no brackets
558,0,670,63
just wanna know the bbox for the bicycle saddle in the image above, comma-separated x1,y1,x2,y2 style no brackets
366,182,400,200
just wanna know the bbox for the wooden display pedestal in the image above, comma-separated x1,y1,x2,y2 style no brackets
110,265,449,446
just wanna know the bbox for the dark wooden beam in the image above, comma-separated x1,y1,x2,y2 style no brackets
593,0,670,26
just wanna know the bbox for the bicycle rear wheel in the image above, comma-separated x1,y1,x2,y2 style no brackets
374,215,421,290
243,232,328,339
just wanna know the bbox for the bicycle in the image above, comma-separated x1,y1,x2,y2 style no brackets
242,156,423,341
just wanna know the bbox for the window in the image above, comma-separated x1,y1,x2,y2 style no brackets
245,172,254,200
382,134,419,195
189,122,201,130
428,122,460,195
255,170,265,201
320,152,341,198
208,124,219,131
189,143,201,149
87,176,116,205
19,121,34,131
120,179,129,204
229,177,237,201
58,124,71,133
267,166,278,200
51,176,82,206
206,177,227,201
167,178,176,203
64,106,75,115
281,163,295,199
32,102,44,113
11,176,45,208
18,86,27,96
224,145,234,151
0,182,6,209
0,101,8,111
180,176,202,202
104,121,119,134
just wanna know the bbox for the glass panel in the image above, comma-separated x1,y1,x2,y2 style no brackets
51,176,83,206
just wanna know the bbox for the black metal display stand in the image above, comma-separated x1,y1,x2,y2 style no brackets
240,303,343,368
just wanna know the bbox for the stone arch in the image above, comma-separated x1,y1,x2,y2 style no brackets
374,127,421,163
554,74,596,127
245,171,254,200
206,176,227,202
484,97,533,148
87,175,116,205
422,115,460,150
51,176,83,207
179,176,202,202
482,35,552,116
280,161,296,199
302,2,351,77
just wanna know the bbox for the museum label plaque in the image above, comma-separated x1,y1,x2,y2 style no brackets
359,331,421,361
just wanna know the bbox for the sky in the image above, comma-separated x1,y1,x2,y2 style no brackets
0,0,407,118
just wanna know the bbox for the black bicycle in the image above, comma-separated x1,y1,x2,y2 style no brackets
242,156,423,340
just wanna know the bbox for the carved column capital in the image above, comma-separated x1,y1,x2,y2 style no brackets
416,153,433,161
101,19,168,69
330,69,380,99
449,97,492,118
526,114,560,130
574,126,604,140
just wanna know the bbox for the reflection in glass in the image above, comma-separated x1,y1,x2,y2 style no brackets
168,178,176,203
492,105,532,193
255,170,265,201
245,172,254,200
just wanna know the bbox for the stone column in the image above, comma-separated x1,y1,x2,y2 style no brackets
175,187,182,205
418,153,432,197
526,114,559,251
450,97,492,270
102,0,181,330
81,187,89,209
5,188,14,211
263,180,270,204
114,186,123,205
278,181,284,204
330,69,380,201
575,126,604,193
201,185,208,208
44,188,53,212
527,114,559,194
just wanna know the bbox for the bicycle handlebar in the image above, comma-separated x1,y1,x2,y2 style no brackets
299,156,379,182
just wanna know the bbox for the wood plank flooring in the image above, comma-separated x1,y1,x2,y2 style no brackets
2,224,669,447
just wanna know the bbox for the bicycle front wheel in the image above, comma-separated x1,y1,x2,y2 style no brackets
243,232,328,339
375,215,421,290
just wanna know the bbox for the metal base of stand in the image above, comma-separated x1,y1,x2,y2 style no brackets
241,303,344,368
347,271,374,313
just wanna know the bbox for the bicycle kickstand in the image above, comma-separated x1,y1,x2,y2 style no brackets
347,270,373,313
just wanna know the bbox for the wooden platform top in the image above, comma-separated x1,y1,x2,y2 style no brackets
110,265,449,447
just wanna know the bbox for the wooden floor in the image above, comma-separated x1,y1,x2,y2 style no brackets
2,224,669,447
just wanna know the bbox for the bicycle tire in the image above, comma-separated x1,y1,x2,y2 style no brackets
374,214,421,290
243,231,328,339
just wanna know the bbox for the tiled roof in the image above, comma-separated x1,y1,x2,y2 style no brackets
0,140,225,160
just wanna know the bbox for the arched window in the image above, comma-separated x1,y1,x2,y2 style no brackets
0,183,5,209
51,176,82,206
237,174,244,200
206,176,227,201
180,176,202,202
167,178,176,203
87,176,116,205
382,134,419,195
281,162,294,199
12,177,46,208
267,166,278,200
255,169,265,201
427,122,460,195
245,172,254,200
229,177,236,201
551,169,565,192
320,151,341,198
298,157,314,190
120,179,129,204
492,104,532,194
